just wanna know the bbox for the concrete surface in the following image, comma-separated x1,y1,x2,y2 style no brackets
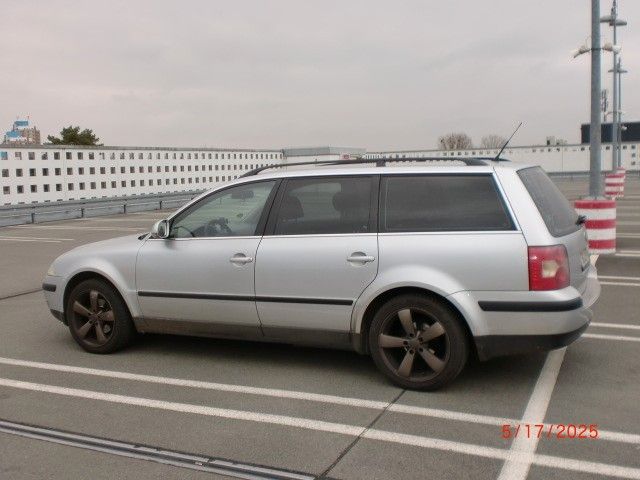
0,177,639,480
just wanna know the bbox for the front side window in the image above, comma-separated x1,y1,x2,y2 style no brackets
170,181,276,238
381,174,514,232
273,176,372,235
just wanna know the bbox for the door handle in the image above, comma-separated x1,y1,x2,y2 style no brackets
230,254,253,264
347,252,375,263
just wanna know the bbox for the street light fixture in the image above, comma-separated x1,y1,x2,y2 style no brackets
571,40,620,58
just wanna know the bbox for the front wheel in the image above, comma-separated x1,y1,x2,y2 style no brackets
66,279,136,354
369,294,469,390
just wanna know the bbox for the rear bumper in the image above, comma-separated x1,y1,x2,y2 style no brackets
474,322,589,360
448,266,600,361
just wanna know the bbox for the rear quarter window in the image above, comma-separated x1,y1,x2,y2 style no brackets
381,174,515,232
517,167,579,237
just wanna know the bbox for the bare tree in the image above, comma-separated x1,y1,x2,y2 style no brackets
480,134,507,149
438,132,473,150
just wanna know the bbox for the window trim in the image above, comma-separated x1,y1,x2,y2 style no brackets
378,173,517,234
264,174,379,237
162,179,281,240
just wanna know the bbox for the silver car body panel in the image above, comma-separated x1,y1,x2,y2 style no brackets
255,233,378,334
135,236,262,333
43,234,144,322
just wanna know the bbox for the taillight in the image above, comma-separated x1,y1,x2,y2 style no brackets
528,245,570,291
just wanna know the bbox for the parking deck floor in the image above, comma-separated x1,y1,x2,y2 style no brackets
1,177,639,480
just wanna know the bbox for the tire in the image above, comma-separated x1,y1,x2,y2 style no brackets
65,279,136,354
369,294,468,390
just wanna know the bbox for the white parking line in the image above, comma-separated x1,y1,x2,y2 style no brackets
497,348,566,480
1,356,638,446
600,281,640,287
590,323,640,331
0,235,74,241
0,377,363,436
10,225,143,232
583,333,640,343
0,356,388,410
0,237,62,243
1,377,639,479
599,275,640,281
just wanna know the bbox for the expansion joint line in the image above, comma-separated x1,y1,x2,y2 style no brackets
318,389,407,478
0,288,43,302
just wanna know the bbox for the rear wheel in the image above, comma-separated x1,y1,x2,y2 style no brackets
66,279,135,353
369,294,468,390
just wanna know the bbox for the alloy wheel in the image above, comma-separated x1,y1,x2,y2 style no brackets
70,289,115,347
377,307,449,381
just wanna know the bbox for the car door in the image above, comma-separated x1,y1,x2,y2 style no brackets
136,180,278,337
254,175,379,345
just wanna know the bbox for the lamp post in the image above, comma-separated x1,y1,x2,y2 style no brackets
601,0,627,169
573,4,621,197
591,1,603,198
617,60,628,167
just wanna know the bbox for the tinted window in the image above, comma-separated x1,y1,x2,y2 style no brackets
382,175,514,232
518,167,579,237
274,177,372,235
170,181,275,238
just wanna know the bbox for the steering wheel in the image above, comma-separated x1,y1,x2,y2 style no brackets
172,224,195,237
205,217,233,236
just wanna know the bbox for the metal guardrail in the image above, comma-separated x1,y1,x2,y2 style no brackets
0,191,203,227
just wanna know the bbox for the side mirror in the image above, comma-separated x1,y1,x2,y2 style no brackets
150,219,170,239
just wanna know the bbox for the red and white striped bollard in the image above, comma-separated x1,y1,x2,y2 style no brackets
574,199,616,254
604,172,625,199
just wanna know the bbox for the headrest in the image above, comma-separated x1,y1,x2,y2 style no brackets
279,195,304,220
332,190,363,213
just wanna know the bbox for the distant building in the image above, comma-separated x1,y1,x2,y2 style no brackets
282,146,366,163
546,136,568,146
2,119,41,146
580,121,640,144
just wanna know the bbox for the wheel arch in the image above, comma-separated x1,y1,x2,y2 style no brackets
63,271,136,324
353,286,476,357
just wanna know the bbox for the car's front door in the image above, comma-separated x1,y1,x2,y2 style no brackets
136,180,278,337
255,175,379,345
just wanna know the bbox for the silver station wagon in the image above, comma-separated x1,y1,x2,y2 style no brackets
43,158,601,390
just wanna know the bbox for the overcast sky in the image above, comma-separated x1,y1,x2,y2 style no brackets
2,0,639,150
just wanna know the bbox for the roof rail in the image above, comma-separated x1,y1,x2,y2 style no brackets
240,156,508,178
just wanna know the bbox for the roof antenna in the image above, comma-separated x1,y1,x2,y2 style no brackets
494,122,523,161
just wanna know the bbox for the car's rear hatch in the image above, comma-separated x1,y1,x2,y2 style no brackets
517,167,590,293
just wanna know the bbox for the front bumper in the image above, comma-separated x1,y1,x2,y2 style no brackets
42,275,65,323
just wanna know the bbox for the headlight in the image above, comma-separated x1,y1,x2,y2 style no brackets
47,264,56,276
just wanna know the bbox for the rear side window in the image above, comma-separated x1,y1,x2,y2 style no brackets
381,174,514,232
273,176,373,235
517,167,579,237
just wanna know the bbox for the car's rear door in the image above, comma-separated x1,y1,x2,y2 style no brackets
254,175,379,345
